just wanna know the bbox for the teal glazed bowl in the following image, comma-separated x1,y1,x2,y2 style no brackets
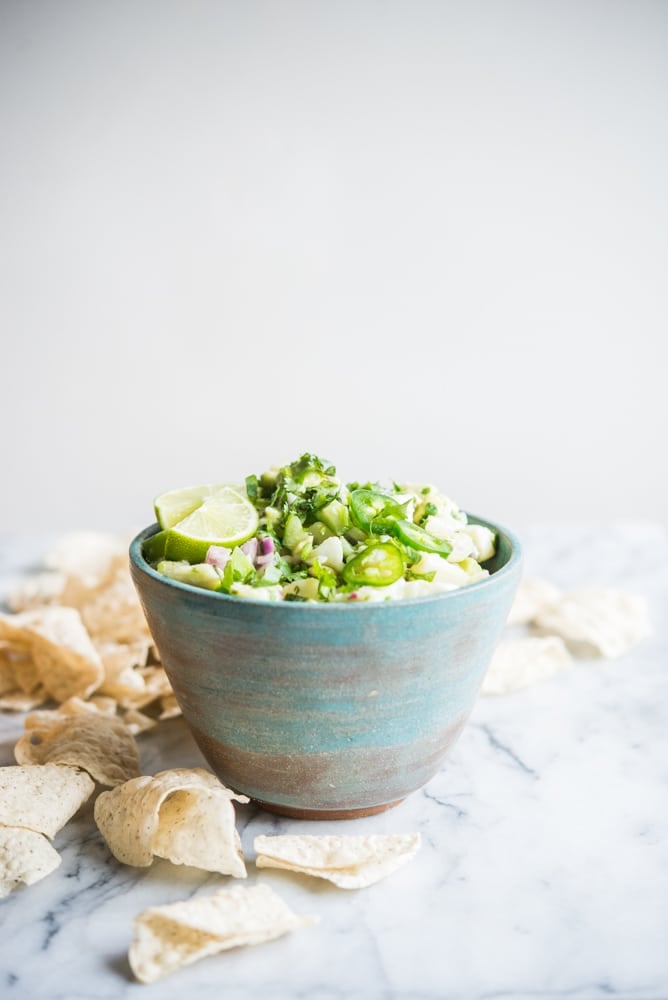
130,517,521,819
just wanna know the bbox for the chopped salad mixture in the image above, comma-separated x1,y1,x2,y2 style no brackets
147,453,496,602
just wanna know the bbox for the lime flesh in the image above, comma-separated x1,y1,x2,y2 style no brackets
163,491,259,562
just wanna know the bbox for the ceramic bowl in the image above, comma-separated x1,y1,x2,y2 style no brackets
129,517,521,819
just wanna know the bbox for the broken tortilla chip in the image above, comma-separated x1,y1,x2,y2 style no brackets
506,577,562,626
45,532,127,586
121,708,158,736
0,763,94,838
7,571,66,612
14,712,140,786
158,694,181,720
0,825,61,897
254,833,421,889
129,883,317,983
0,607,104,702
73,560,150,644
0,689,48,712
481,636,574,695
532,587,652,658
94,768,248,876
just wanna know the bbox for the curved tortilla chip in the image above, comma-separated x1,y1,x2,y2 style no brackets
14,712,140,786
0,825,61,897
506,577,562,626
532,587,651,658
0,607,103,702
77,568,150,642
94,768,248,876
129,884,317,983
45,532,127,584
254,833,421,888
8,571,66,612
481,636,573,695
0,763,94,838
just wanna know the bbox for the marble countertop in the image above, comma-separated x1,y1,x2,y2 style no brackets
1,525,666,1000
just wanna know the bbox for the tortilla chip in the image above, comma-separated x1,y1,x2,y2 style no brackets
0,688,48,712
532,588,652,658
121,709,158,735
0,825,61,897
0,607,104,702
94,768,248,876
7,571,67,612
506,577,562,626
116,667,173,712
0,643,42,696
129,884,317,984
481,636,574,695
0,763,94,838
0,647,20,696
158,694,181,720
45,532,127,585
75,561,150,644
254,833,421,888
95,639,151,700
14,712,140,786
23,694,118,728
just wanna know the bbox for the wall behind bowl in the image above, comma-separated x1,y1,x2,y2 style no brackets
1,0,666,536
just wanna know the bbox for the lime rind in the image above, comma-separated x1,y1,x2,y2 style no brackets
163,493,259,563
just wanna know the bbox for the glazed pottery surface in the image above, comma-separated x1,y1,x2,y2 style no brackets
130,517,522,818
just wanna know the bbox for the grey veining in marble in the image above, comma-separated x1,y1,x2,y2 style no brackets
0,525,667,999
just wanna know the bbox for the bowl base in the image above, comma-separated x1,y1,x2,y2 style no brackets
251,797,405,820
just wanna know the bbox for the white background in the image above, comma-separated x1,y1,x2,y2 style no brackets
1,0,666,537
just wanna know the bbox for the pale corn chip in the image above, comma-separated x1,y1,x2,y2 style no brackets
122,709,158,735
0,644,42,695
532,588,652,658
45,532,127,585
0,647,18,695
129,884,317,984
506,577,562,626
8,571,66,612
481,636,574,695
15,712,140,786
96,639,151,699
118,667,173,712
0,607,104,702
158,694,181,720
0,825,61,897
94,768,248,876
23,694,118,728
0,763,94,838
86,694,118,715
254,833,421,889
0,688,48,712
76,561,150,644
11,654,42,695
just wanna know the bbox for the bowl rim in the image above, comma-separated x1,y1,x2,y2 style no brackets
130,514,522,611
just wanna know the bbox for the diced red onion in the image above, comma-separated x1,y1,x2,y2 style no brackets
255,536,275,568
206,545,231,568
241,538,259,562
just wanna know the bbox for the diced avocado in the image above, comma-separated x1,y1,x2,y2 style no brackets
283,512,309,552
317,499,349,536
283,577,320,601
157,561,222,591
309,521,334,545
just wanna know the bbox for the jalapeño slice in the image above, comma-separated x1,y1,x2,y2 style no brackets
342,541,405,587
349,489,407,533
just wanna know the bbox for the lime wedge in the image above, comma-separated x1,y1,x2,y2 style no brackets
154,483,246,530
163,490,259,562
